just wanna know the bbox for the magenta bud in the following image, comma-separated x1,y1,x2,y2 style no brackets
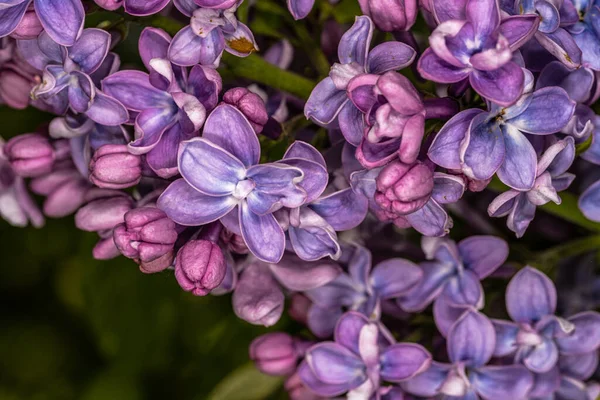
4,134,55,177
10,10,43,40
358,0,418,32
113,207,178,273
175,240,226,296
375,160,433,215
0,69,33,109
89,144,142,189
93,0,123,11
249,333,299,376
223,87,269,133
75,195,134,232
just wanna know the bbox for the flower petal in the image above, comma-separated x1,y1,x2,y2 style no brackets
469,62,524,106
102,70,170,111
506,266,556,324
556,312,600,355
418,48,470,83
68,28,110,74
380,343,432,382
306,342,366,385
428,109,482,169
460,114,505,181
309,188,369,231
269,253,341,291
471,365,533,399
338,16,373,67
305,78,348,125
498,15,539,50
367,41,416,74
458,236,508,279
371,258,422,299
239,202,286,263
507,87,575,135
297,360,356,397
34,0,84,46
397,261,455,312
448,309,495,368
0,0,29,38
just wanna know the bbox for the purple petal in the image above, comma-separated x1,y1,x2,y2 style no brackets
507,87,575,135
124,0,170,15
536,28,583,69
458,236,508,279
102,70,170,111
488,190,520,218
507,193,537,237
157,179,236,225
232,261,284,326
496,125,537,191
239,202,285,263
308,306,344,339
471,365,533,399
68,71,93,113
334,311,369,354
17,33,58,70
283,141,326,167
371,258,422,299
246,164,306,214
173,0,198,16
432,0,467,22
499,15,540,50
367,42,416,74
145,124,193,178
269,253,341,291
306,342,366,385
338,101,365,147
506,266,556,324
86,90,129,126
178,138,245,196
428,109,482,169
432,172,466,204
0,0,29,38
433,299,469,338
579,179,600,222
460,114,505,181
309,188,368,231
405,199,452,237
469,36,512,71
380,343,432,382
448,309,495,367
34,0,84,46
287,0,315,19
418,48,470,83
560,352,599,381
223,22,258,58
139,27,171,70
338,16,373,67
305,78,348,125
68,28,110,74
297,359,356,397
572,26,600,70
399,362,451,397
536,0,560,33
556,312,600,354
529,367,561,398
522,337,559,373
443,270,484,308
278,158,327,203
186,65,222,111
203,104,260,167
397,261,455,312
469,62,524,106
169,26,224,67
466,0,500,37
289,216,340,261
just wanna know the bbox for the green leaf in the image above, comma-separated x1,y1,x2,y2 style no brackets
206,363,283,400
576,134,593,156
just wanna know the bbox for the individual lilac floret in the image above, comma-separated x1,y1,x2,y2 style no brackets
93,0,171,15
113,207,179,274
158,104,315,263
499,0,582,69
349,154,465,236
418,0,540,106
278,141,368,261
358,0,418,32
491,267,600,376
0,0,84,46
89,144,142,190
175,239,226,296
304,245,422,338
287,0,315,19
539,352,600,400
168,1,258,67
232,256,341,326
488,136,575,237
103,28,222,178
4,133,55,177
250,332,311,376
397,235,508,313
0,136,44,227
428,70,575,190
401,309,534,399
17,29,128,126
298,312,431,398
223,87,269,134
566,0,600,70
304,16,416,146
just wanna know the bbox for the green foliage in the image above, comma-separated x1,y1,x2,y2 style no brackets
206,363,283,400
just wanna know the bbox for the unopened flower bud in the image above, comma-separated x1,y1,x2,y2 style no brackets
375,160,433,215
0,69,33,109
223,87,269,133
220,228,250,254
10,10,43,40
4,134,55,177
93,0,123,11
113,207,178,273
249,333,299,376
89,144,142,189
358,0,418,32
175,239,226,296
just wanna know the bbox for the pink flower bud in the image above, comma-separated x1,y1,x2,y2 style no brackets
4,134,55,177
375,160,433,215
358,0,418,32
0,69,34,109
10,10,43,40
249,333,299,376
93,0,123,11
175,240,226,296
89,144,142,189
223,87,269,133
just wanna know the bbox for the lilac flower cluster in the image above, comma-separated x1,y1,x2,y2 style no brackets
1,0,600,397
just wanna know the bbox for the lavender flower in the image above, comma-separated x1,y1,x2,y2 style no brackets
492,267,600,375
102,28,221,178
402,309,534,399
298,312,431,398
428,70,575,191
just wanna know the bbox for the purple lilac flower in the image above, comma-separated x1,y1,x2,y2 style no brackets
537,352,600,400
168,0,258,67
566,0,600,70
0,136,44,227
492,267,600,376
103,27,222,178
232,256,341,326
303,244,422,338
428,70,575,191
93,0,171,15
499,0,582,69
304,16,417,148
419,0,540,106
397,235,508,313
298,311,431,398
287,0,315,19
17,29,129,125
402,309,534,399
489,136,576,237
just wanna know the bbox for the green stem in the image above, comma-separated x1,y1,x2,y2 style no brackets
531,235,600,273
487,178,600,233
291,23,331,78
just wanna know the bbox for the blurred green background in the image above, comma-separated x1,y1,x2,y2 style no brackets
0,106,290,400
